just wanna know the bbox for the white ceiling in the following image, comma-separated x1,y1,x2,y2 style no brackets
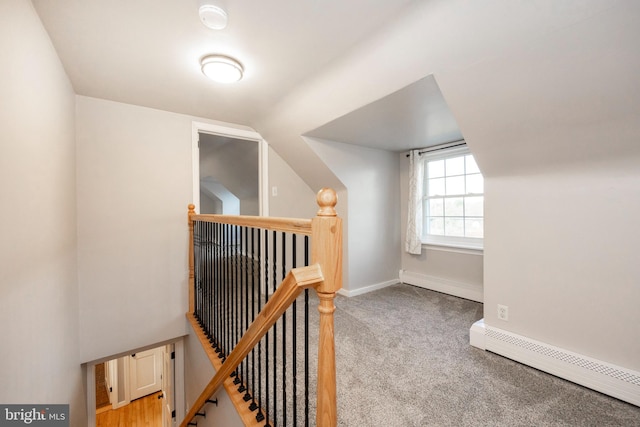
306,75,463,152
32,0,419,127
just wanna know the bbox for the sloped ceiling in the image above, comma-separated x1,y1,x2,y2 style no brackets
252,0,639,189
32,0,640,188
435,1,640,177
31,0,418,125
306,75,463,152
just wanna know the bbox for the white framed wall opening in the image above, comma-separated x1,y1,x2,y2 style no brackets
192,122,269,216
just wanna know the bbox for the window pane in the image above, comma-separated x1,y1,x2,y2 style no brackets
420,147,484,247
465,218,484,238
465,196,484,217
445,218,464,237
446,156,465,176
428,178,445,196
428,217,444,235
428,198,444,216
445,176,465,195
427,159,444,178
466,155,480,174
466,173,484,194
445,197,463,216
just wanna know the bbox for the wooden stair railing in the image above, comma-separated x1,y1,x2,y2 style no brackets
182,265,324,427
183,188,342,427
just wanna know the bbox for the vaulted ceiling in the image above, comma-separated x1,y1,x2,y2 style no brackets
32,0,640,186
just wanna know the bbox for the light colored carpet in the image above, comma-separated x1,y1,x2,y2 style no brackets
332,283,640,426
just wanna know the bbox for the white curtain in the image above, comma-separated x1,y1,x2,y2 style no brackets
405,149,424,255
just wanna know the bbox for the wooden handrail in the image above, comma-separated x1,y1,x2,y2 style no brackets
190,213,313,235
180,264,325,427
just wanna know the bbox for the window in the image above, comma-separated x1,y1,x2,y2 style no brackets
422,145,484,249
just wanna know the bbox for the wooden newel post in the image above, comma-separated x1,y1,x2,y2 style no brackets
188,204,196,314
311,188,342,427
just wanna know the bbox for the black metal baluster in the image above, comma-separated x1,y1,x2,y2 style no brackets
201,221,206,335
207,221,210,330
229,224,234,361
193,221,199,319
304,235,310,427
195,224,206,323
218,224,227,360
198,221,202,324
208,222,213,343
224,223,230,361
218,222,223,354
242,226,250,397
249,227,258,409
262,229,270,424
238,225,243,388
232,225,238,383
198,221,202,319
216,222,222,353
271,230,278,427
237,226,244,392
235,225,242,387
228,223,233,361
213,222,218,353
292,234,298,427
228,224,233,357
282,232,287,427
211,223,222,356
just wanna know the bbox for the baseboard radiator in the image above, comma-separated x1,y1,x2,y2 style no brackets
483,325,640,407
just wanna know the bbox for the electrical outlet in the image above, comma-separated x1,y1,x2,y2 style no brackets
497,304,509,321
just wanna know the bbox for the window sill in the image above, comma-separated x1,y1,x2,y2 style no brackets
422,242,483,256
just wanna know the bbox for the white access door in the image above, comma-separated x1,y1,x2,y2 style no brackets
129,348,163,401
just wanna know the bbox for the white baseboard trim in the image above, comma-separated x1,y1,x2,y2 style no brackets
399,270,483,303
469,318,486,350
338,279,397,297
483,325,640,407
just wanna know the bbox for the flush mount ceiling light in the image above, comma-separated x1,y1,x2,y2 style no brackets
201,55,244,83
199,4,228,30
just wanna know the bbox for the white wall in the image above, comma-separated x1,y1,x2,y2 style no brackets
434,2,640,371
306,138,400,294
183,324,243,427
267,146,317,219
75,96,255,362
0,1,86,425
484,169,640,370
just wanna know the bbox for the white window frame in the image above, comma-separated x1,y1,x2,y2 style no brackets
421,144,484,251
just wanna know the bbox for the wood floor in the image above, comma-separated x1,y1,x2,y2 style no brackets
96,392,163,427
